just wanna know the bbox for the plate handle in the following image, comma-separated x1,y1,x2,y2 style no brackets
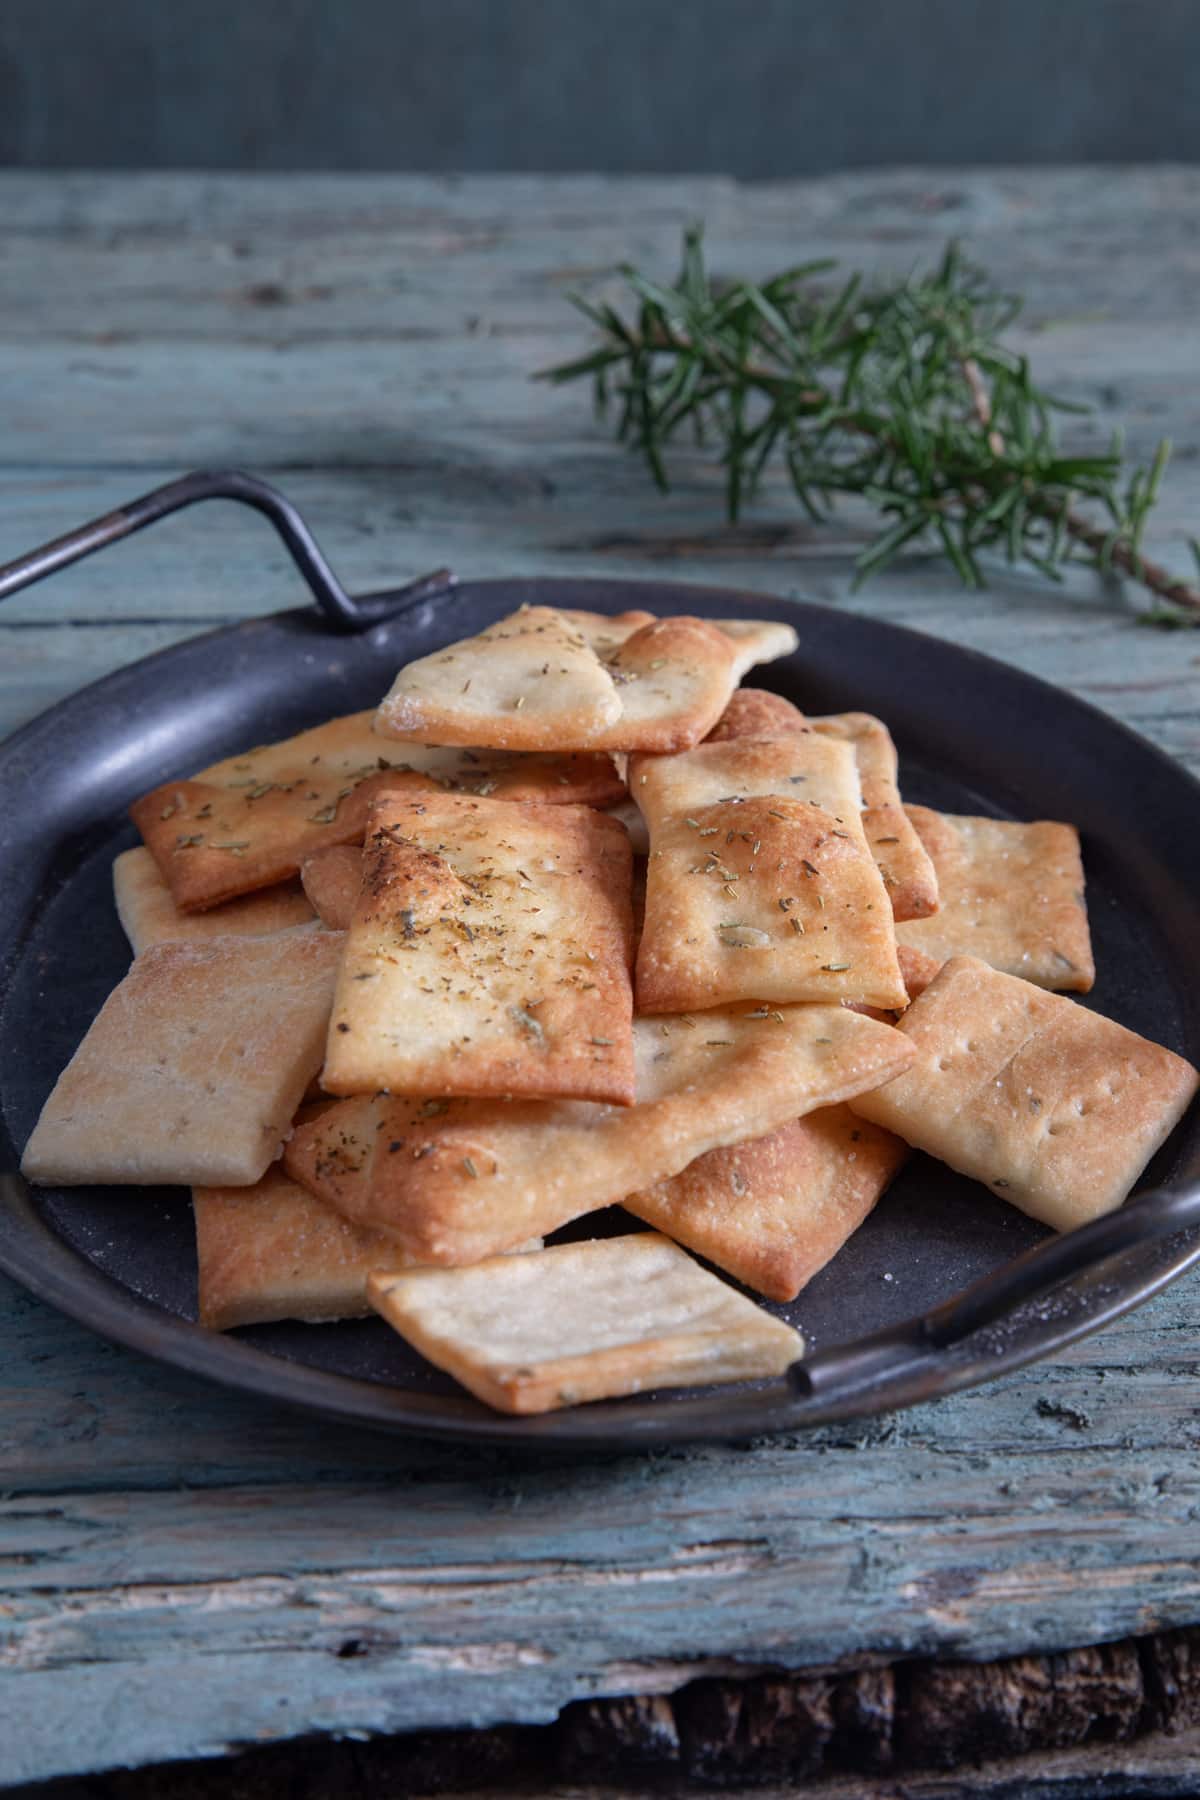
791,1179,1200,1403
0,468,456,634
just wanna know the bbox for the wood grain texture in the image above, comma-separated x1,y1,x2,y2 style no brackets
2,169,1200,1786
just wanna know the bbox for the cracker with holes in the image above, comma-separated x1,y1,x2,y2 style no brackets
897,807,1094,992
285,1005,915,1263
706,693,938,922
322,791,636,1104
632,735,908,1013
22,925,344,1189
375,606,797,753
623,1105,909,1301
114,847,314,954
368,1233,801,1414
193,1163,543,1330
849,956,1199,1231
132,708,625,912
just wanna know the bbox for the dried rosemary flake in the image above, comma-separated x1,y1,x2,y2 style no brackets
590,1036,613,1046
801,860,819,878
307,804,339,824
822,961,851,972
513,695,526,710
511,1006,545,1042
874,835,900,844
705,1039,733,1047
790,916,805,935
159,802,178,821
462,1157,479,1179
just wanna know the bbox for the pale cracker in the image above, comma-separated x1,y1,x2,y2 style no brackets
113,846,313,954
132,707,623,911
285,1004,916,1263
706,693,938,921
322,792,636,1104
897,806,1095,992
849,955,1199,1231
632,735,908,1013
624,1105,908,1301
376,608,797,754
193,1165,543,1330
367,1233,800,1414
22,925,344,1189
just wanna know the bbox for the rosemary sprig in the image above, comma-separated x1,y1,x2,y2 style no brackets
541,228,1200,623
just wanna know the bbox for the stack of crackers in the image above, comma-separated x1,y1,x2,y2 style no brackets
21,605,1200,1416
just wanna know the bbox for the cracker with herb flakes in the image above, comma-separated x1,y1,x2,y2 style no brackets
375,605,797,754
322,791,636,1105
897,806,1095,992
632,735,908,1014
132,708,625,912
113,846,314,954
707,692,938,922
193,1161,543,1330
849,955,1199,1232
623,1105,909,1301
21,924,343,1190
285,1005,915,1264
368,1234,801,1415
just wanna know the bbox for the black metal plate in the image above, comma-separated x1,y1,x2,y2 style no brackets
1,576,1198,1449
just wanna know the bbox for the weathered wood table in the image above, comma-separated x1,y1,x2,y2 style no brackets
3,170,1200,1797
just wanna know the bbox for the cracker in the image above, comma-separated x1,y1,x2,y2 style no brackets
367,1233,800,1413
632,735,908,1013
322,792,636,1104
849,955,1199,1231
285,1004,916,1263
706,694,938,921
21,925,344,1189
132,708,624,911
897,807,1095,992
375,608,798,754
375,606,624,749
113,847,313,954
624,1106,908,1301
897,943,941,1003
193,1166,542,1329
300,844,363,932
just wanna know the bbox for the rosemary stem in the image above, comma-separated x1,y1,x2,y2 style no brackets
1054,506,1200,618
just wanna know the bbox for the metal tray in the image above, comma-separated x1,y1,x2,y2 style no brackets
1,471,1198,1451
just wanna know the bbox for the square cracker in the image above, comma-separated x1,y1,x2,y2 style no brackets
897,806,1095,992
375,607,797,754
368,1233,800,1414
632,735,908,1013
706,693,938,922
300,844,363,932
192,1165,543,1329
21,924,344,1189
624,1105,908,1301
849,955,1199,1231
114,847,313,954
285,1004,916,1263
322,792,636,1104
131,708,623,912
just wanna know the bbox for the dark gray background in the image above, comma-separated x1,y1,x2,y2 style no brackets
1,0,1196,174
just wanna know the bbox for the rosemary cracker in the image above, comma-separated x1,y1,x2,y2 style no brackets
193,1165,542,1329
113,846,313,954
375,605,797,753
707,692,938,921
322,792,636,1104
850,956,1199,1231
132,708,624,911
285,1005,915,1264
368,1234,800,1414
22,925,343,1189
632,735,908,1013
897,806,1095,992
624,1106,909,1302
